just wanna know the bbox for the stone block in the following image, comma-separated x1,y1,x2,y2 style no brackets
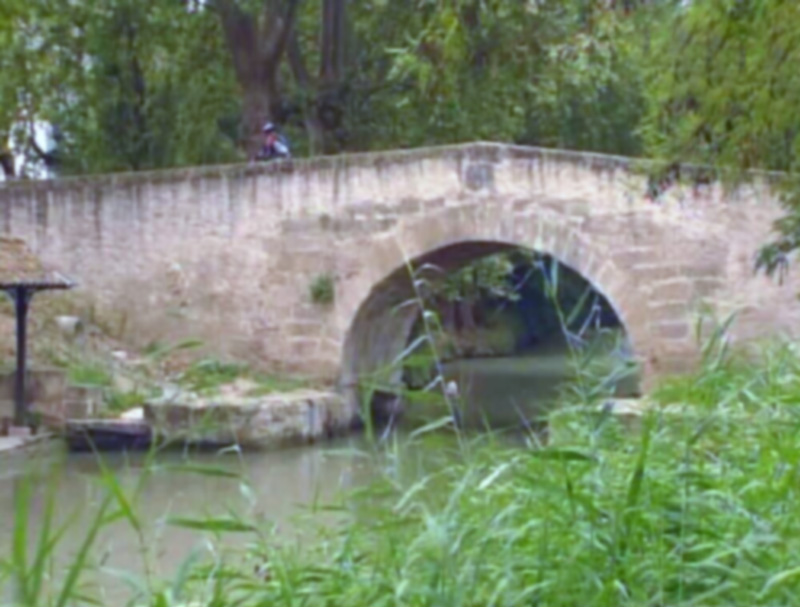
7,426,31,438
422,197,446,211
144,390,353,449
649,303,690,325
285,320,325,338
631,264,681,282
0,369,68,420
463,163,495,191
397,198,422,214
651,280,693,302
649,301,689,316
612,248,656,269
693,278,725,298
656,322,690,340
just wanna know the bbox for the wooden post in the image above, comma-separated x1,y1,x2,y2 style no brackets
10,287,31,427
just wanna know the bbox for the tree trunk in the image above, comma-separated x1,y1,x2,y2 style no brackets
215,0,299,157
440,298,457,334
127,43,148,169
320,0,346,87
240,77,280,156
0,149,14,179
457,299,477,332
0,128,14,179
317,0,347,153
287,32,327,155
286,0,348,155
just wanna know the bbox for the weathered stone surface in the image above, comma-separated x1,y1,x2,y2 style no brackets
604,398,652,434
0,236,48,282
0,367,106,428
55,315,83,337
0,142,796,416
143,389,354,449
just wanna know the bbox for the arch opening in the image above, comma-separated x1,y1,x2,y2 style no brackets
341,240,641,430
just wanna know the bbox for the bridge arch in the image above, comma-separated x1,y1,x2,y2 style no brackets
337,205,654,408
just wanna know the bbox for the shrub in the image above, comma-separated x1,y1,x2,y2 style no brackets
309,274,335,305
104,390,147,414
67,362,112,387
177,358,247,394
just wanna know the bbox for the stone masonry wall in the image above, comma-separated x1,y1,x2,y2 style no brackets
0,143,797,402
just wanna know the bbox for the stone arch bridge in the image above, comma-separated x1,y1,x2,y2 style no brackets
0,143,797,406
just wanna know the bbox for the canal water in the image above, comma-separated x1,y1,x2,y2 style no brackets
440,338,636,428
0,339,637,601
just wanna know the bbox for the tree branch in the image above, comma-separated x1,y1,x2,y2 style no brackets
27,135,52,164
287,29,328,154
0,149,14,179
320,0,346,84
267,0,301,64
215,0,257,82
287,29,313,91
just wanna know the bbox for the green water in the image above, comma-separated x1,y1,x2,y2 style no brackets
0,440,373,603
441,336,638,428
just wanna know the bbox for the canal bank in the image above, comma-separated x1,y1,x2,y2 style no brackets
0,331,639,456
0,332,653,605
1,339,790,607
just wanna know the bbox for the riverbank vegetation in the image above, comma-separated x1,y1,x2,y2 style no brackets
272,341,800,607
7,334,800,606
0,261,790,607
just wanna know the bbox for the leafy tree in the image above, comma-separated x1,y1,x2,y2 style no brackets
1,0,240,176
210,0,300,157
353,0,647,155
0,0,661,174
63,0,241,173
286,0,349,154
424,254,521,333
207,0,350,156
642,0,800,276
0,0,58,178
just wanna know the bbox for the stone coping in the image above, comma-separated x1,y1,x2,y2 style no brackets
0,142,782,195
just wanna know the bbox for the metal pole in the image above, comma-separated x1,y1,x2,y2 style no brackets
11,288,31,427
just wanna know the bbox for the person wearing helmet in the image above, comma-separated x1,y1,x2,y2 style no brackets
255,122,291,161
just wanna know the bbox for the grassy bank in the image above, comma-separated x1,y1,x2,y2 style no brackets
250,343,800,607
7,340,800,605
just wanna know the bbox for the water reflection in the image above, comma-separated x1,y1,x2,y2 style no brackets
0,437,372,603
441,336,639,428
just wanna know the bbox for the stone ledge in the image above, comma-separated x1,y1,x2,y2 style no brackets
143,389,355,449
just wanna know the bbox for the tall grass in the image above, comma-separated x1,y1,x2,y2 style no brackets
8,257,800,605
124,339,800,607
356,252,468,443
6,365,800,607
0,443,164,607
30,335,796,607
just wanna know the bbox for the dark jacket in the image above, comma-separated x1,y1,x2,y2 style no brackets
256,134,291,161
